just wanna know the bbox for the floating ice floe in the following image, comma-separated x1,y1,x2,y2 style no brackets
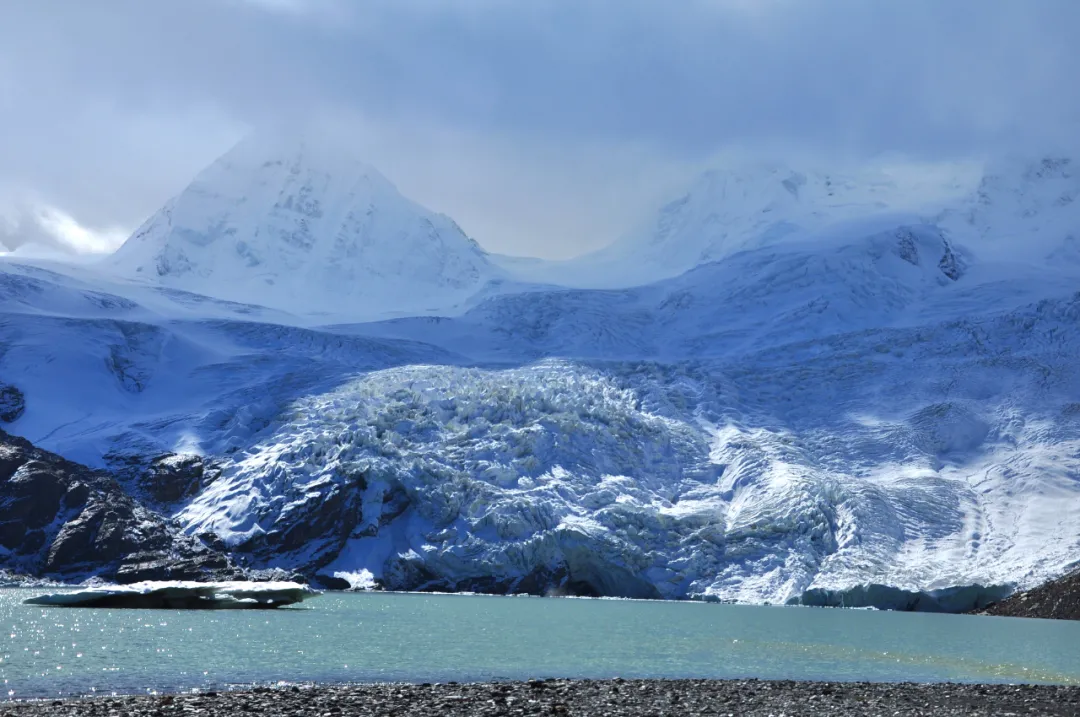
23,581,321,609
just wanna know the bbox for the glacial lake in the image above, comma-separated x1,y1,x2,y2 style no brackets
3,589,1080,699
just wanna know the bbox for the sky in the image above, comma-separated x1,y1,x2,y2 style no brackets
0,0,1077,259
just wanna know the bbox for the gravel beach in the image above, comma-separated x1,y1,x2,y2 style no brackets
5,679,1080,717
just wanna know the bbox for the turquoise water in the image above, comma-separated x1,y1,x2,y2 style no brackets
2,589,1079,698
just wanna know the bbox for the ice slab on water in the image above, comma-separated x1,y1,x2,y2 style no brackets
23,581,321,609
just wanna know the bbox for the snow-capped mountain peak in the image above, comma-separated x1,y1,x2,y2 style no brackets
634,164,901,258
506,161,979,290
109,133,499,318
938,155,1079,261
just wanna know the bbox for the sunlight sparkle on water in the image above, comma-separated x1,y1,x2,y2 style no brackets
2,589,1079,698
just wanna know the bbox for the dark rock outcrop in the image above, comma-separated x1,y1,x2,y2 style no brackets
938,240,963,280
0,382,25,422
890,226,964,281
977,566,1080,620
105,450,220,507
138,453,218,505
236,472,367,577
0,429,239,583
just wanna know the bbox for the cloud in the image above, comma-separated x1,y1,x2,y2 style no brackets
34,207,128,254
0,0,1077,258
0,198,129,255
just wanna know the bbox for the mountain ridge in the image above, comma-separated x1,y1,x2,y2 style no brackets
109,133,503,318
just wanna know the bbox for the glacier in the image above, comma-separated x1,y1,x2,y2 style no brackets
177,295,1080,604
1,140,1078,611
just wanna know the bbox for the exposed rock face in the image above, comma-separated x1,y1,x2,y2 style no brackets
238,472,367,575
938,239,964,280
0,383,25,422
891,226,964,281
0,430,238,583
105,451,220,507
978,567,1080,620
143,454,218,504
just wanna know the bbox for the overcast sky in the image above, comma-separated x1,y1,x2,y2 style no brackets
0,0,1077,258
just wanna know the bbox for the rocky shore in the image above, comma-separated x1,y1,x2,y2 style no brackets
978,567,1080,620
5,679,1080,717
0,430,242,584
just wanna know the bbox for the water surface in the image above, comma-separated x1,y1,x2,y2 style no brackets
3,589,1079,698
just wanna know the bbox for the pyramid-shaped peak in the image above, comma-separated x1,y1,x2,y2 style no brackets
209,132,397,191
686,165,812,201
108,133,498,318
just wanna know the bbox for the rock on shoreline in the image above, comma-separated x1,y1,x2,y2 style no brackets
977,566,1080,620
4,680,1080,717
0,430,240,584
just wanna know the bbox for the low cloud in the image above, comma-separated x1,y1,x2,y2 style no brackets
0,201,128,255
0,0,1077,258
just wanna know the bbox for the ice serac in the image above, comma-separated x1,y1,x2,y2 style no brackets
108,133,501,317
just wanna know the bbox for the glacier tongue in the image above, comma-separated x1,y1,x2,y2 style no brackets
174,285,1080,605
108,132,502,319
176,360,715,599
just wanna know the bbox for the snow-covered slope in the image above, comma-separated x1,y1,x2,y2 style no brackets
354,219,1078,361
109,134,503,318
938,156,1080,262
0,256,462,467
495,162,978,289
